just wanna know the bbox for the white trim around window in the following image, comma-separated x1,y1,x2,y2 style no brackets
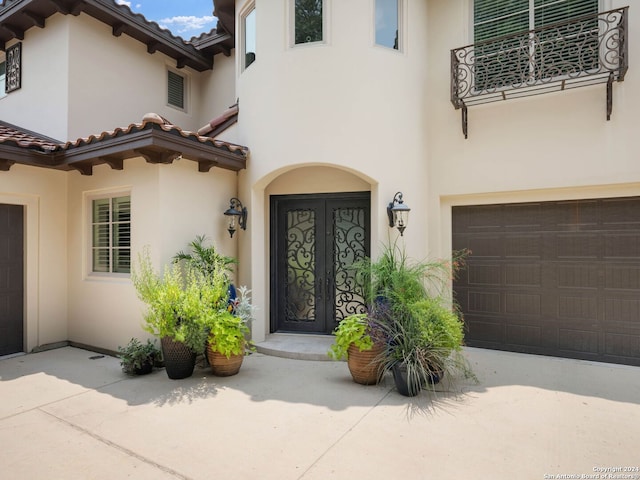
289,0,330,48
167,66,189,112
240,2,257,72
85,189,132,278
374,0,404,52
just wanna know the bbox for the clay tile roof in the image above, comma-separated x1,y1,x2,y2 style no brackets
197,103,239,137
0,120,61,153
0,115,249,174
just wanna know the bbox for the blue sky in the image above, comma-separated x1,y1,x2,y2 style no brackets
115,0,217,39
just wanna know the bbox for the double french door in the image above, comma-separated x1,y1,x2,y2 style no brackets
270,192,370,334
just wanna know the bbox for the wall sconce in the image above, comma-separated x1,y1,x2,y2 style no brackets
387,192,410,236
223,197,247,238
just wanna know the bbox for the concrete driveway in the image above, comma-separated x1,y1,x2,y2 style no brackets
0,346,638,479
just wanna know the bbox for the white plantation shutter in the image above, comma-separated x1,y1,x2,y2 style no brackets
92,196,131,274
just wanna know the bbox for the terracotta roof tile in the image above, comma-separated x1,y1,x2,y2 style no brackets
0,114,249,165
0,121,61,152
197,103,239,137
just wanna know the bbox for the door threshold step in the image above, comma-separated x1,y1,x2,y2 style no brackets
255,334,335,361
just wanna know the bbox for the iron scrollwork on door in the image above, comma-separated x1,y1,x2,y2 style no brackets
333,207,367,322
285,209,316,322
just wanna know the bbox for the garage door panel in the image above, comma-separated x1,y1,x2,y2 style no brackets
506,324,542,347
605,265,640,290
505,235,542,258
557,264,599,289
557,295,598,321
505,263,541,286
604,297,640,324
558,329,599,355
466,291,501,314
468,263,501,286
604,234,640,259
556,234,600,259
453,197,640,366
467,236,503,257
604,333,640,360
505,293,541,316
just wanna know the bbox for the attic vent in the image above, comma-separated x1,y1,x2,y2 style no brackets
167,70,185,109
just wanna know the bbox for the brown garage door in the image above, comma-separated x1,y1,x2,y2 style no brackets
0,204,24,356
453,197,640,366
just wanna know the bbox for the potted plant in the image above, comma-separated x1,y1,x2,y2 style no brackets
131,248,209,379
328,311,386,385
357,241,474,396
117,337,161,375
205,286,255,376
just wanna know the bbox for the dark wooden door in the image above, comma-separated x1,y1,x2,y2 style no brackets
0,204,24,356
271,193,370,334
453,197,640,366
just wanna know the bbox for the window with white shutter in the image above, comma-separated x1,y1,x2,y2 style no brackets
473,0,599,88
91,195,131,275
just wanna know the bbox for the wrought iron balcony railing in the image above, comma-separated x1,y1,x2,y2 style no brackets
451,7,628,138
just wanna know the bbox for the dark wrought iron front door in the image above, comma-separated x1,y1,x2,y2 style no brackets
271,192,370,334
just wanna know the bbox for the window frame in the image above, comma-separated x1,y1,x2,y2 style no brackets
241,3,257,71
86,190,132,278
470,0,602,90
374,0,403,52
289,0,329,48
167,67,188,112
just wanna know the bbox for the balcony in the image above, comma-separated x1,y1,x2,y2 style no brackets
451,7,628,138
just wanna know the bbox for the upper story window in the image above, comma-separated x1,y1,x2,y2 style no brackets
3,42,21,95
91,194,131,275
294,0,324,45
375,0,400,50
243,6,257,69
473,0,599,88
167,69,186,110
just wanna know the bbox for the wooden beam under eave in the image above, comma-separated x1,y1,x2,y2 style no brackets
198,159,218,173
176,57,187,69
70,1,85,16
2,24,25,40
48,0,71,15
221,46,231,57
100,157,124,170
134,148,180,164
23,11,46,28
112,22,126,37
70,163,93,176
0,159,16,171
147,41,159,54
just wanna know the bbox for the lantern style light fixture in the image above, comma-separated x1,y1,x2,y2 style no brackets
387,192,410,236
223,197,247,238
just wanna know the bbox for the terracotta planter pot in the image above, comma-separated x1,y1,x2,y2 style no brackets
347,343,385,385
206,344,244,377
161,337,196,380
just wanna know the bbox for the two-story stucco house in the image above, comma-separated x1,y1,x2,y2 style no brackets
1,0,638,368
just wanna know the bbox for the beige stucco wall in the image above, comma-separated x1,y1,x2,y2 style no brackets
425,0,640,258
0,166,68,352
66,158,238,352
235,0,430,341
67,14,203,139
0,16,70,140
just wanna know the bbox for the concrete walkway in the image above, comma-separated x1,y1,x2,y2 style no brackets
0,347,639,480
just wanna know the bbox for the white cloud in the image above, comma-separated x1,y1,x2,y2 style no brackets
115,0,132,6
158,15,216,34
